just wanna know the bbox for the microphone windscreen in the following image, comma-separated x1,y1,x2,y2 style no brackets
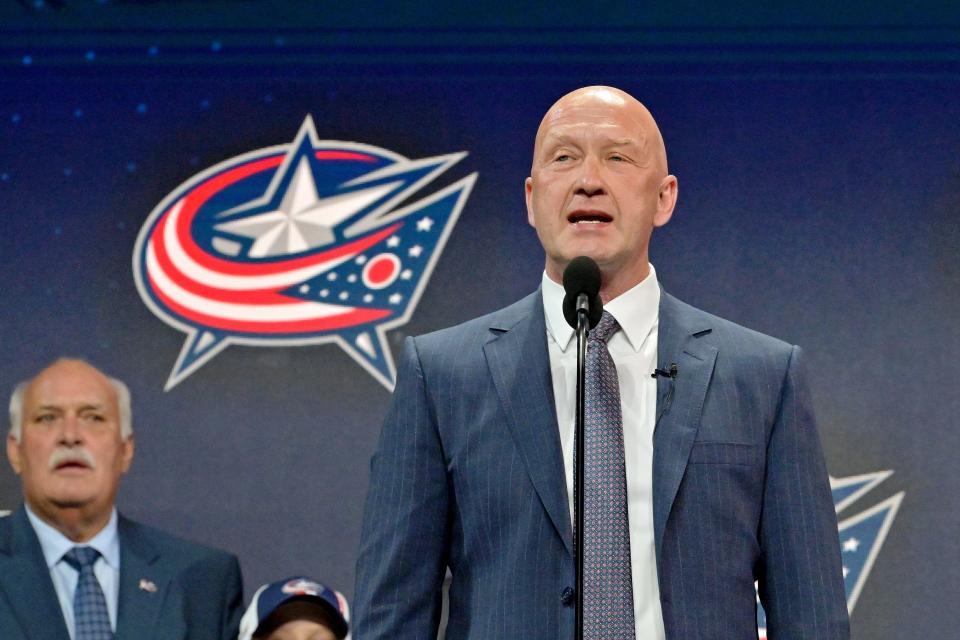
562,256,601,299
562,256,603,329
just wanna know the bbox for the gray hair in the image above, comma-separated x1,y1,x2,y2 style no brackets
8,361,133,442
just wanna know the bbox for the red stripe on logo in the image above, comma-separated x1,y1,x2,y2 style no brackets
150,218,288,305
148,274,391,333
314,151,378,162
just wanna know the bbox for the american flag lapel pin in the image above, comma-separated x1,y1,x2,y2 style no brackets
139,578,158,593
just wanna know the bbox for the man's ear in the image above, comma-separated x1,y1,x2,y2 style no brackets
525,177,536,228
654,174,678,228
7,433,22,475
120,436,135,474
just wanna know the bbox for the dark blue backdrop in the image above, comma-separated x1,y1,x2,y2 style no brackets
2,4,958,638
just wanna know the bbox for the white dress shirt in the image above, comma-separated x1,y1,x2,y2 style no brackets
25,504,121,639
541,265,666,640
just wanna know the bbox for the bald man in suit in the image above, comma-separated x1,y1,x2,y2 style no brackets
354,87,849,639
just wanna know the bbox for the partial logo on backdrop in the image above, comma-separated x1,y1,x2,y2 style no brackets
757,470,904,638
134,117,477,390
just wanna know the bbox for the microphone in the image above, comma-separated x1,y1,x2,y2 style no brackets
564,255,603,640
651,363,678,379
562,256,603,330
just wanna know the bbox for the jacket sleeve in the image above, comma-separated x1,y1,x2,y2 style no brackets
757,346,850,639
353,336,450,639
219,554,243,640
179,548,243,640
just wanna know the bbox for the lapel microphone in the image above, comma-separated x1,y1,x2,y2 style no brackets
651,363,678,379
653,363,679,427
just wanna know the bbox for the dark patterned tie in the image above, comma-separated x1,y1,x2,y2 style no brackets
583,311,636,639
63,546,114,640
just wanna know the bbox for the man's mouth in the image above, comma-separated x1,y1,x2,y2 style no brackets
567,211,613,225
49,448,96,472
54,460,91,471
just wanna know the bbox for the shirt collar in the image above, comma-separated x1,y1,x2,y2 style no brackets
25,504,121,570
542,263,660,353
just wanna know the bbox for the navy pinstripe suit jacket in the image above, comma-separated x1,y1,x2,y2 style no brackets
355,290,849,639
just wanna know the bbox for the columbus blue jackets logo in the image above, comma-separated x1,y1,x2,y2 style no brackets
757,470,904,638
134,117,476,390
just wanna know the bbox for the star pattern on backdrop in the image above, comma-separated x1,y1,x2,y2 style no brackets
215,155,401,258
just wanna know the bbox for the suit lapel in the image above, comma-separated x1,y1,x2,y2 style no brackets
480,289,720,561
652,292,718,562
116,516,169,638
484,292,572,554
0,507,72,640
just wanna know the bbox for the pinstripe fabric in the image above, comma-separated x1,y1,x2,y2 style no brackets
356,294,572,640
354,290,849,640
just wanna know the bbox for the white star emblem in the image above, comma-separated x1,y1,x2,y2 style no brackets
416,216,434,232
842,566,849,578
408,245,423,258
214,156,400,258
842,537,860,553
386,235,400,248
400,269,412,280
363,293,373,303
389,293,403,305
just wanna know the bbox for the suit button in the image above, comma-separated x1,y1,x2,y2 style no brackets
560,586,575,606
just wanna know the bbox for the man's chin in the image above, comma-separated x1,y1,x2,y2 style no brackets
553,252,614,273
49,495,95,510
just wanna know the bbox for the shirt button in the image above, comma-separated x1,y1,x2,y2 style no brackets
560,586,575,606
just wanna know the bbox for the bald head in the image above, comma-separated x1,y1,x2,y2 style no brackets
524,85,678,300
532,86,668,175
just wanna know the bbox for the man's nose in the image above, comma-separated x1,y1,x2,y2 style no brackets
58,415,83,445
575,156,605,196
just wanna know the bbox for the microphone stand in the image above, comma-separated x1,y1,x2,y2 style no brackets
574,292,589,640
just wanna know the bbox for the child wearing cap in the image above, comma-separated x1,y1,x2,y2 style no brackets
238,576,350,640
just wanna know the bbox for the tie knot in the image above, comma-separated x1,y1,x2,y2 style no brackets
589,311,620,344
64,546,100,570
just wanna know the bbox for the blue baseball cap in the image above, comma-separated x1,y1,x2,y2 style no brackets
238,576,349,640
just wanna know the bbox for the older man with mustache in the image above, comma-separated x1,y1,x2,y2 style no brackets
1,359,243,640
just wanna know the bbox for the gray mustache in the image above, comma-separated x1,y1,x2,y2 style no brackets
48,447,96,471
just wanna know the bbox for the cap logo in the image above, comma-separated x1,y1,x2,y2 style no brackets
281,578,323,597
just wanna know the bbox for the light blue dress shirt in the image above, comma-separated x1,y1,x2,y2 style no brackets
25,505,120,639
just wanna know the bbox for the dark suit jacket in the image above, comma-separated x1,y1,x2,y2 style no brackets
0,507,243,640
354,290,849,639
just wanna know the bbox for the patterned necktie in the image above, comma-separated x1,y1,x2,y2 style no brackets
63,546,114,640
583,311,636,639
